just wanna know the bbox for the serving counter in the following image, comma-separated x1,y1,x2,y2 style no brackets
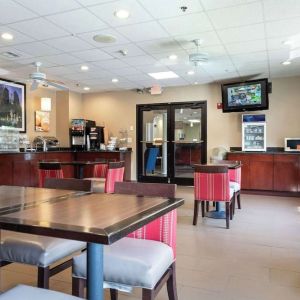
0,150,131,186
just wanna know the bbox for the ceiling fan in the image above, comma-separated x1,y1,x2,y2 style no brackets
29,62,68,91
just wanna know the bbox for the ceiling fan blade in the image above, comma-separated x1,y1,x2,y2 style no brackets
30,80,39,91
45,80,68,90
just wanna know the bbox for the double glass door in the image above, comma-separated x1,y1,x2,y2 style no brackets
137,101,207,185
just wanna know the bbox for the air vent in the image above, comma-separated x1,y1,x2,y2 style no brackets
1,51,20,58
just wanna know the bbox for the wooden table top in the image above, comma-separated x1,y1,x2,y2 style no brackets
0,187,184,245
194,162,241,169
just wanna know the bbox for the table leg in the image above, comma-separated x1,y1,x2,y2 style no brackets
87,243,103,300
206,202,226,219
74,165,84,179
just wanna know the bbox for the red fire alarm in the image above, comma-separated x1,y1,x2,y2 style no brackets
217,102,223,109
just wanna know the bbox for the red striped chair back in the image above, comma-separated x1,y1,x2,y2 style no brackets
194,165,231,202
104,161,125,193
114,182,177,258
38,162,64,188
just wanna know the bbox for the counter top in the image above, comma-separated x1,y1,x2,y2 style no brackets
0,149,132,155
229,150,300,155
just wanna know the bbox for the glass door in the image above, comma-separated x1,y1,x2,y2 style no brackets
137,101,207,185
137,104,170,183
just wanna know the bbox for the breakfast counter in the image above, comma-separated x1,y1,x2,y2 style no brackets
0,150,132,186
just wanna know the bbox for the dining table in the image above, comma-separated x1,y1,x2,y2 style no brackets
0,185,184,300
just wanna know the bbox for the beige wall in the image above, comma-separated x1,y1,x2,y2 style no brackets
69,91,83,121
82,76,300,180
56,91,69,147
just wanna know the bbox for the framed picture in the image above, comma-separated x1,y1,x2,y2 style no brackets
35,110,50,132
0,78,26,132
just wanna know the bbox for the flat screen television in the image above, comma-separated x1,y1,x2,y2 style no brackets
221,78,269,113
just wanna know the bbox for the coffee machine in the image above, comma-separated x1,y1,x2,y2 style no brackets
70,119,96,150
86,126,104,150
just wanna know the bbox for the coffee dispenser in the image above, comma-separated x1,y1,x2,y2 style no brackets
70,119,96,150
86,126,104,150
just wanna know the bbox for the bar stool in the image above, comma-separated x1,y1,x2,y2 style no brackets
38,162,64,188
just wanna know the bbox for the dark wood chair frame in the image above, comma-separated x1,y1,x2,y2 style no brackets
72,182,178,300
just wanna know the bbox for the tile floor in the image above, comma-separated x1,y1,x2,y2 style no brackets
1,186,300,300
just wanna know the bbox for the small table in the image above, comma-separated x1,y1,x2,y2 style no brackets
60,161,106,179
194,162,241,219
0,186,184,300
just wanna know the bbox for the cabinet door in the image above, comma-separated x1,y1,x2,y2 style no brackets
274,154,299,192
13,161,31,186
0,157,13,185
249,154,273,190
227,153,251,189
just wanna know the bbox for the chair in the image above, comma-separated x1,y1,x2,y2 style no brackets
72,182,178,300
0,285,82,300
38,162,64,188
211,159,242,210
44,178,93,192
92,161,125,193
193,165,235,229
0,179,89,289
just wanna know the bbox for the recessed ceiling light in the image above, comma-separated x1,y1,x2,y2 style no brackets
194,81,198,85
93,34,116,43
187,70,195,75
281,60,291,65
169,54,177,60
81,65,89,71
148,71,179,80
283,40,293,46
114,9,130,19
1,33,13,40
83,87,90,91
112,78,119,83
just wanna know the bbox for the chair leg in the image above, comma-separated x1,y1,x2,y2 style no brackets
230,201,233,220
72,277,86,298
142,289,155,300
206,201,210,212
193,200,199,225
237,191,241,209
201,201,205,218
110,288,118,300
225,202,230,229
166,263,178,300
37,266,50,289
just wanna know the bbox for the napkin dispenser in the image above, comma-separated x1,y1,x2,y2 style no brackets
284,138,300,152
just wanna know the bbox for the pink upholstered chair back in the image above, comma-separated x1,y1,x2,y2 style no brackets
114,182,177,258
210,159,241,185
93,163,108,178
194,165,231,202
104,161,125,193
38,162,64,188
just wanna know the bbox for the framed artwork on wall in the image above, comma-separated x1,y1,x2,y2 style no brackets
35,110,50,132
0,78,26,132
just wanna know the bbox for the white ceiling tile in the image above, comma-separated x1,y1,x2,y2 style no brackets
81,78,115,85
44,36,92,52
78,29,129,47
174,31,222,50
42,53,83,65
72,48,113,61
138,0,203,19
44,65,75,76
14,0,81,16
93,59,130,69
138,38,182,54
13,59,57,68
200,0,255,10
91,0,153,26
225,39,266,55
158,77,188,87
265,18,300,38
218,24,265,44
13,42,62,56
116,21,169,42
0,0,38,24
101,43,146,58
207,2,263,29
0,47,32,60
46,9,107,34
159,13,213,36
135,64,170,73
268,49,291,63
0,27,34,47
187,45,228,57
61,72,100,81
124,73,153,81
9,18,68,40
238,69,269,77
111,66,141,76
267,37,292,51
121,55,158,66
212,71,241,80
263,0,300,21
231,51,268,64
234,60,269,70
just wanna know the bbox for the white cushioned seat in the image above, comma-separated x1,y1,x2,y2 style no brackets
0,231,86,267
73,237,174,289
229,187,235,198
84,178,105,193
230,181,240,192
0,285,82,300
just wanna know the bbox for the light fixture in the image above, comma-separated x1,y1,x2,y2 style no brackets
81,65,89,71
93,34,116,43
187,70,195,75
169,54,177,60
189,119,200,123
114,9,130,19
148,71,179,80
83,87,90,91
41,97,51,112
281,60,291,65
112,78,119,83
194,81,198,85
283,40,293,46
1,33,13,40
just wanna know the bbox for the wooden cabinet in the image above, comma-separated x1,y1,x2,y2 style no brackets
0,155,13,185
228,152,300,193
274,154,299,192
